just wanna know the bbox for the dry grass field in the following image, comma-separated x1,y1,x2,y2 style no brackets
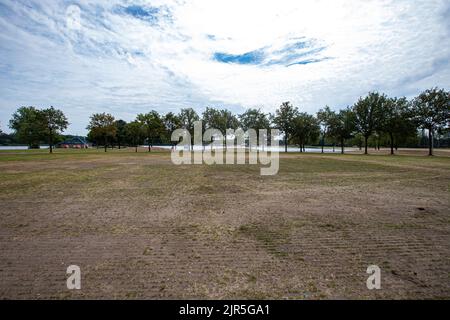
0,148,449,299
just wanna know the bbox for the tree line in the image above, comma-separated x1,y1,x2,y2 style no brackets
5,87,449,155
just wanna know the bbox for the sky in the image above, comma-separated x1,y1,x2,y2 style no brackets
0,0,449,135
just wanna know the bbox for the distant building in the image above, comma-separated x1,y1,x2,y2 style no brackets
57,136,89,149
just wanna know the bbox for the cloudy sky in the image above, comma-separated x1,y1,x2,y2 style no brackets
0,0,449,135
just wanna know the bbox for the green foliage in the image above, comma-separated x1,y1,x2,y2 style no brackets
412,87,449,132
137,111,164,150
353,92,387,153
86,113,116,151
273,102,298,135
40,106,69,153
316,106,355,152
9,106,45,148
291,113,320,151
412,87,449,155
178,108,199,134
330,108,356,141
178,108,200,148
239,108,270,131
378,97,415,153
0,132,18,145
272,102,299,150
317,106,333,134
203,107,240,134
40,107,68,133
9,106,67,151
125,121,144,150
114,119,128,148
162,112,181,144
353,92,386,138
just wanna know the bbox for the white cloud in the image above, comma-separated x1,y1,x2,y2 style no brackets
0,0,449,134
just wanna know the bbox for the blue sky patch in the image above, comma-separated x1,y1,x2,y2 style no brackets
213,50,265,65
120,5,160,23
213,39,328,67
286,58,330,67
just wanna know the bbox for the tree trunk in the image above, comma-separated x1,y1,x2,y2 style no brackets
428,129,433,156
333,143,335,153
364,136,368,155
49,129,53,154
341,137,344,154
284,136,288,153
389,132,394,155
135,145,138,153
104,136,107,152
148,137,151,152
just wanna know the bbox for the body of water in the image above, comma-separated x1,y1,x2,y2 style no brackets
0,146,49,150
149,145,344,153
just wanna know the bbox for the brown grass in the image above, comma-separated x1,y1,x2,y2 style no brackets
0,148,449,299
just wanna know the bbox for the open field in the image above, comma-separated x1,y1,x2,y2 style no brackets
0,148,449,299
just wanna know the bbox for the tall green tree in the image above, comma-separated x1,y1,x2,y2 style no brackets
291,113,320,152
202,107,223,148
379,97,415,155
272,102,299,152
114,120,127,149
137,111,164,152
86,113,116,152
353,92,386,154
125,121,144,152
179,108,199,149
328,108,356,154
40,107,69,154
9,106,45,149
412,88,450,156
163,112,181,146
317,106,334,153
239,108,270,148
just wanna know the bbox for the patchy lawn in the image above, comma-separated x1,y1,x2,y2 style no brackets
0,148,449,299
